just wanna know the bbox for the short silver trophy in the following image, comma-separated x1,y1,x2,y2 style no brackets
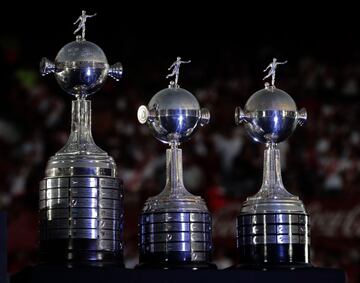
234,59,310,268
39,11,124,266
136,57,215,269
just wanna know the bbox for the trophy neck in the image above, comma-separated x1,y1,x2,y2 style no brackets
161,147,193,197
55,99,107,156
251,144,296,200
141,146,208,213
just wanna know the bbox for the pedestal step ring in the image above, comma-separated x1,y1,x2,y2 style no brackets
39,175,124,265
236,212,311,267
139,211,213,268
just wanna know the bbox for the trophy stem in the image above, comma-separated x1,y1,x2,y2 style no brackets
164,143,186,196
56,99,106,156
253,143,295,200
262,143,284,191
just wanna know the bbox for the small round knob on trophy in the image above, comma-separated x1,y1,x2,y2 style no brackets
234,59,311,268
136,58,215,269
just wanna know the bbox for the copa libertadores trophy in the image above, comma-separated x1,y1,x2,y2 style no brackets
39,11,124,266
234,59,310,268
136,57,214,269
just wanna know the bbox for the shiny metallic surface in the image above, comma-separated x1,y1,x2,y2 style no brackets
108,62,123,81
242,110,298,144
137,67,214,268
139,211,213,264
41,39,122,98
40,173,124,262
54,60,108,97
137,85,210,144
235,68,311,266
237,213,310,246
235,86,306,144
39,22,124,264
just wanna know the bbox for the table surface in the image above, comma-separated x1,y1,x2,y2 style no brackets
11,265,346,283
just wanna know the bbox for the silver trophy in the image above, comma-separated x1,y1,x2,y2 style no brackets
234,59,310,268
136,58,214,269
39,11,123,266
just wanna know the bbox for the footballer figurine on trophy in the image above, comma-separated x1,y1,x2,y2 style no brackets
136,57,215,269
234,59,310,268
39,11,124,266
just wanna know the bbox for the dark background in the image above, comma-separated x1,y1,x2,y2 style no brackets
1,4,360,283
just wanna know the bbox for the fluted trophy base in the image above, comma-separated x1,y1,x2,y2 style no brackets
137,210,215,269
39,167,124,266
40,239,123,267
236,199,311,269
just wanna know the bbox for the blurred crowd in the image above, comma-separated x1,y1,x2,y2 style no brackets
1,37,360,281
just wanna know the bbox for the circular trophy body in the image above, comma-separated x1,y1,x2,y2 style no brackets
146,87,202,144
241,86,300,144
53,39,109,97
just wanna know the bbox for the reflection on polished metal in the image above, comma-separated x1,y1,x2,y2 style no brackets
39,12,123,266
234,60,310,268
136,58,214,269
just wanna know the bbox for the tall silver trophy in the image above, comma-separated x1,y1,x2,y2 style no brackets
136,57,214,269
39,11,123,266
234,59,310,268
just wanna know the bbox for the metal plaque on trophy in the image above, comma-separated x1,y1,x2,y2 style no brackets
39,11,124,266
136,57,215,269
234,58,310,268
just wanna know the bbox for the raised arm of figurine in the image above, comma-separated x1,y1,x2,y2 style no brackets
263,64,271,72
180,60,191,64
87,13,97,18
168,62,176,70
277,60,288,65
74,16,81,25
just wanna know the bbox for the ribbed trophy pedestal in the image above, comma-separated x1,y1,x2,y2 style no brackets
237,210,310,268
235,148,311,269
137,149,214,269
139,211,213,269
39,100,124,266
39,175,123,265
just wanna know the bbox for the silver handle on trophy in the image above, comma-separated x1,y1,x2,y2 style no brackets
137,105,158,124
234,106,250,125
199,108,210,126
297,107,307,126
40,57,55,76
108,62,123,81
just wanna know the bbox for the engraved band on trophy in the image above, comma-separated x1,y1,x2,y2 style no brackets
234,59,310,268
136,57,215,269
39,11,124,265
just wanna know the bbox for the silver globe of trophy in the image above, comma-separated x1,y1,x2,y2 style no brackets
39,11,124,266
136,57,215,269
234,59,310,268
